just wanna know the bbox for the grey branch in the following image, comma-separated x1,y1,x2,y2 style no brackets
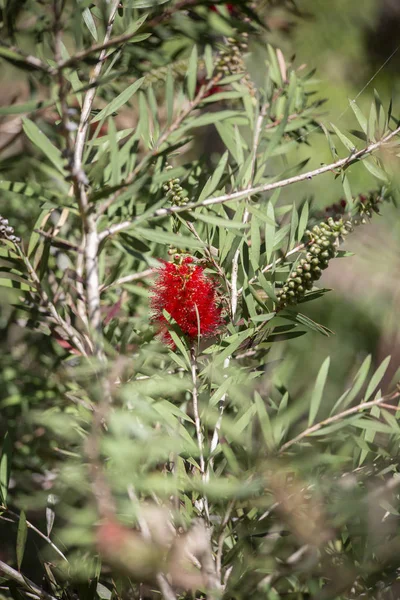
280,387,400,452
99,124,400,241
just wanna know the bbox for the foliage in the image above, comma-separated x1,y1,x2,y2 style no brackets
1,1,400,600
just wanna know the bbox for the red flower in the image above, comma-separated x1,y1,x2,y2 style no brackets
210,3,235,12
195,76,224,98
150,257,221,347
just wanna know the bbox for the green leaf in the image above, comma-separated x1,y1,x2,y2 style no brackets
254,392,274,449
131,0,169,6
362,158,389,183
308,357,330,426
0,432,12,506
194,212,247,230
16,511,28,571
198,151,229,202
331,123,355,153
22,119,66,174
91,78,145,123
250,214,261,271
186,45,198,101
331,355,372,414
82,7,98,41
298,201,309,240
134,227,205,250
350,100,368,134
364,356,391,401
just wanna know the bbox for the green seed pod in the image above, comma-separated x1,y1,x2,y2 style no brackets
303,262,311,272
288,281,296,289
304,272,312,280
311,257,319,265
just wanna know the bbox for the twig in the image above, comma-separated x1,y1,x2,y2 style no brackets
34,229,80,252
98,73,222,216
0,559,57,600
15,245,87,356
280,388,400,452
190,345,210,522
56,30,146,71
0,507,68,563
99,124,400,241
99,268,154,293
0,44,53,75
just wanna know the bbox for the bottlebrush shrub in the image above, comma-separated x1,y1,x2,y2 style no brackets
1,2,400,600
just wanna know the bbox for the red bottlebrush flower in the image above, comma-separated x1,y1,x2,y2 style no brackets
210,3,235,13
195,76,224,98
150,257,221,347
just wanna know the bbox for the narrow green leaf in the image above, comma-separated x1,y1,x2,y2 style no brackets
350,99,368,134
298,201,309,241
362,158,389,183
331,123,355,152
16,511,28,571
308,357,330,426
254,392,274,449
166,68,174,125
198,151,229,202
364,356,391,401
186,45,198,101
0,432,12,505
91,78,144,123
82,7,98,41
204,45,214,79
22,119,66,174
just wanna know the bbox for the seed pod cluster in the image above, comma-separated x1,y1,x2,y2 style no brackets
276,217,352,309
0,215,20,244
216,32,256,96
274,190,389,310
163,167,189,208
162,165,189,256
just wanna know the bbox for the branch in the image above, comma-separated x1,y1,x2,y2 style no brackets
190,345,210,523
280,387,400,452
99,124,400,241
99,267,154,293
57,30,145,71
72,0,120,358
15,245,87,356
0,559,57,600
0,44,53,75
98,73,222,216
